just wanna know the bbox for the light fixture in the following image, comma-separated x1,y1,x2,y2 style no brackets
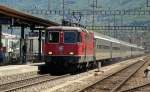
69,52,74,55
48,52,52,55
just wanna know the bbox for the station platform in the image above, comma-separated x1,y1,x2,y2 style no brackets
0,63,44,77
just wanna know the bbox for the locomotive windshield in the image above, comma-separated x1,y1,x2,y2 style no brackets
48,32,59,43
64,31,77,43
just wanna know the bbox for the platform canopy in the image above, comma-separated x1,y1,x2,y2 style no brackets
0,5,60,61
0,5,59,28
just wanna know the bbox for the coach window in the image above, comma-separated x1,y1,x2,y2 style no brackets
48,32,59,43
113,47,120,50
132,48,135,51
101,45,109,49
97,45,99,49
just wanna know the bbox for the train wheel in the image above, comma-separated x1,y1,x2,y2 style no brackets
81,63,86,72
38,64,49,74
85,62,89,71
69,64,76,74
94,61,98,68
70,64,82,74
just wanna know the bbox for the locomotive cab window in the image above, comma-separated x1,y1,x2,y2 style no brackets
77,32,81,42
64,31,79,43
48,32,59,43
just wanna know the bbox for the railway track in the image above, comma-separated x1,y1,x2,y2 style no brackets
0,71,38,85
120,82,150,92
0,74,70,92
79,57,149,92
116,56,150,92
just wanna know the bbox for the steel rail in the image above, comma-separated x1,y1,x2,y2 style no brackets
79,57,148,92
2,74,70,92
0,71,37,84
0,74,49,87
111,58,148,92
120,82,150,92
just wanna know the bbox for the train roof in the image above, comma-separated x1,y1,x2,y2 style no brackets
94,32,144,49
47,26,143,49
47,26,86,32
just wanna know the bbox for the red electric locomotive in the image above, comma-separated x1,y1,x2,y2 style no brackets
43,26,95,71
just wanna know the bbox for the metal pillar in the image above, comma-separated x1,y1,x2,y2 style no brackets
38,30,42,61
110,42,112,59
20,26,25,64
30,30,34,53
113,15,116,38
62,0,65,20
97,62,101,72
48,0,51,10
0,25,2,65
0,25,2,48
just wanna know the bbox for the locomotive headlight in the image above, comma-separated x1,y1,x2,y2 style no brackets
48,52,52,55
69,52,74,55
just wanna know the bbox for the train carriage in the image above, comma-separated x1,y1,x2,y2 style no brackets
43,26,144,71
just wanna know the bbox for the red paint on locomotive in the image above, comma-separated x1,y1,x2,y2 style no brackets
43,26,94,64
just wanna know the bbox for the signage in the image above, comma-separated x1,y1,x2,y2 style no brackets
0,18,11,24
29,32,45,37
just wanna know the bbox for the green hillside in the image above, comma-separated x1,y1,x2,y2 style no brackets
0,0,149,26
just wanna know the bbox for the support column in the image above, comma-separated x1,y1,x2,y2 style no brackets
0,25,3,65
0,25,2,48
38,30,42,61
20,26,25,64
29,34,33,62
30,30,34,55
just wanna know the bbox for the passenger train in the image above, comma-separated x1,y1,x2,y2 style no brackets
43,26,144,71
